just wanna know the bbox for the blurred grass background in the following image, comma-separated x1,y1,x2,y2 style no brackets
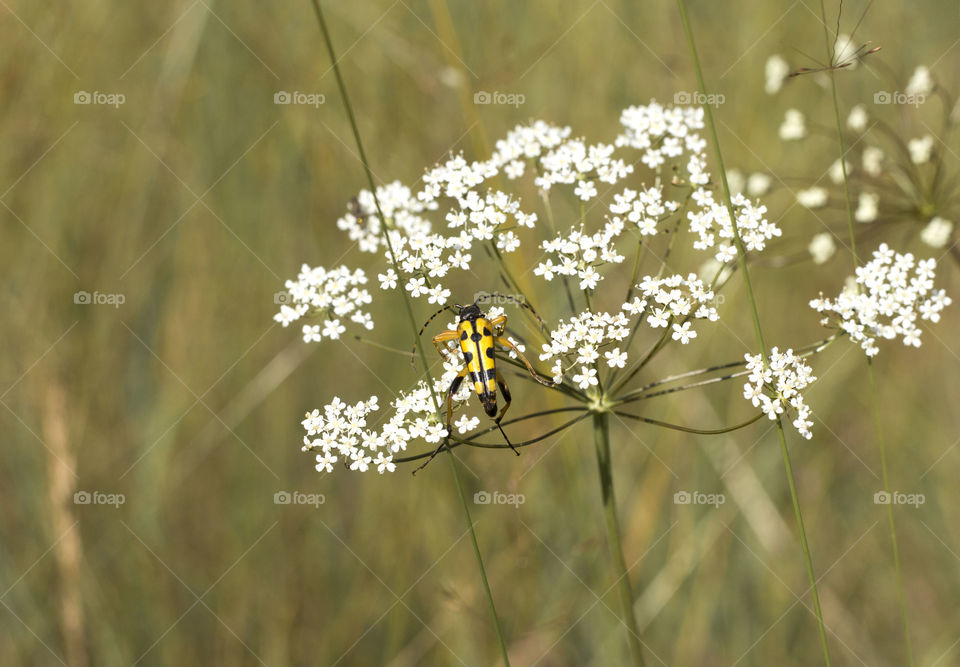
2,0,959,665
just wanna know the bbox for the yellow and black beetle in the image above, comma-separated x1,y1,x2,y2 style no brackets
412,295,554,472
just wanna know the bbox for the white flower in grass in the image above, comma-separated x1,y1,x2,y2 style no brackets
427,285,451,305
275,264,373,336
809,233,837,264
572,366,598,390
378,269,398,289
855,192,879,223
829,159,852,185
905,65,934,97
455,414,480,434
863,146,884,176
743,348,817,439
797,187,828,209
686,189,781,262
765,54,790,95
604,348,627,368
671,321,697,344
920,217,953,248
847,104,868,132
575,180,598,200
374,452,396,474
779,109,806,141
322,319,346,340
747,173,772,197
303,378,472,474
809,243,952,357
406,276,427,297
908,135,934,165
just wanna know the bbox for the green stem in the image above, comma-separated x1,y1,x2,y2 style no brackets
817,1,914,661
675,2,832,664
307,2,510,662
592,412,645,666
446,453,512,667
869,349,915,666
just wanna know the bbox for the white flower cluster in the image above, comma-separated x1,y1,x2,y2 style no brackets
742,348,817,439
532,139,634,198
538,274,719,389
302,373,471,474
609,186,679,236
534,219,626,290
337,181,435,254
634,273,720,339
538,310,633,389
615,103,708,182
687,188,782,262
273,264,373,342
809,243,951,356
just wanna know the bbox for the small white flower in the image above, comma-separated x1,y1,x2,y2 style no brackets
847,104,868,132
747,173,772,196
322,319,346,340
671,321,697,344
406,276,427,297
572,366,598,390
779,109,807,141
905,65,934,98
604,348,627,368
920,217,953,248
302,324,322,343
797,187,828,208
765,54,790,95
454,414,480,434
808,233,837,264
908,135,935,165
863,146,884,176
574,180,598,201
855,192,879,223
378,269,398,289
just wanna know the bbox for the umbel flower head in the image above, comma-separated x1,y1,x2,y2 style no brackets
809,243,951,357
278,101,818,473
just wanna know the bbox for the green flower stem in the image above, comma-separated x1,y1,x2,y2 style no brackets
592,411,645,666
307,2,510,663
817,0,914,659
675,1,832,663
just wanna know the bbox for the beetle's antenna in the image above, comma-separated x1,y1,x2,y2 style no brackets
410,304,460,366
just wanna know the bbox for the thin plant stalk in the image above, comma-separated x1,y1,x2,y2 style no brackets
675,1,833,663
817,1,914,660
307,2,511,663
593,411,645,667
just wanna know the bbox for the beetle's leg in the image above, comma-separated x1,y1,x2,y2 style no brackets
494,336,555,386
493,368,519,456
431,329,460,363
413,365,468,475
488,314,507,337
